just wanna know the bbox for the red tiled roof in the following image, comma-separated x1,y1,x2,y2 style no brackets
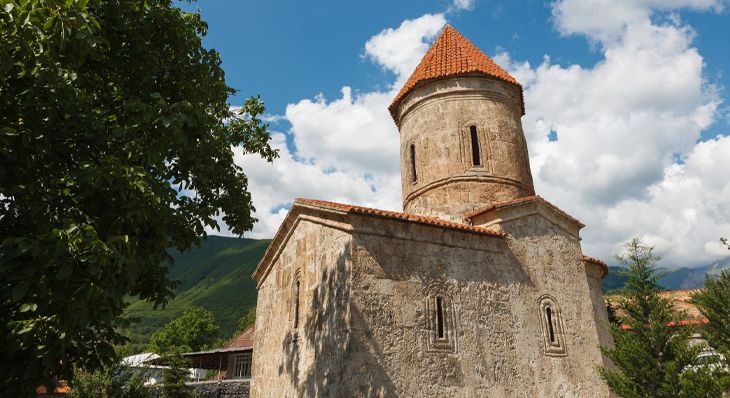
621,318,709,329
583,256,609,278
389,25,524,124
464,195,584,228
296,198,505,238
226,322,255,349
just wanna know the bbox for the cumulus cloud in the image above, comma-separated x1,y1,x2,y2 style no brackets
363,14,446,88
491,0,728,266
552,0,726,44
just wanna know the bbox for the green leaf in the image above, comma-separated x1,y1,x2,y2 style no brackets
0,127,17,136
12,281,31,300
20,303,37,313
57,262,74,280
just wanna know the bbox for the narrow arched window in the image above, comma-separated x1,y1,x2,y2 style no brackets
546,306,555,343
293,279,300,330
426,293,456,352
470,125,481,166
436,297,445,339
539,295,566,356
410,144,417,182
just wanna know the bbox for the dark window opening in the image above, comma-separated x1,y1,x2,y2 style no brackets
294,280,300,329
546,306,555,343
410,144,417,182
436,297,444,339
470,125,481,166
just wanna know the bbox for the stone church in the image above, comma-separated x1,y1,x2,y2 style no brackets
250,26,613,397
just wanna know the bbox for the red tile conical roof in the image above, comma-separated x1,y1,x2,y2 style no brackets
388,25,524,124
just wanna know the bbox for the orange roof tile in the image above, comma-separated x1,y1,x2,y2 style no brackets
389,25,524,124
583,256,609,278
296,198,506,238
464,195,585,228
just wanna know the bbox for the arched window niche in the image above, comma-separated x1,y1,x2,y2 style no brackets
459,120,489,172
538,294,567,356
425,293,457,353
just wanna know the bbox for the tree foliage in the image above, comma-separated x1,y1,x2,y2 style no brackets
693,268,730,365
598,238,716,398
160,353,194,398
235,305,256,336
69,353,154,398
0,0,276,395
147,306,220,354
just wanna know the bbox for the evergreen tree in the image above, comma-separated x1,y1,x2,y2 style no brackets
691,263,730,395
598,238,709,398
693,269,730,358
161,353,194,398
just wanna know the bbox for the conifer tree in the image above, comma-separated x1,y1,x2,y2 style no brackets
598,238,708,398
693,269,730,359
691,237,730,396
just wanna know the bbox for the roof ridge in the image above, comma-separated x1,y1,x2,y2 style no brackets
464,195,584,228
583,256,609,278
295,198,505,237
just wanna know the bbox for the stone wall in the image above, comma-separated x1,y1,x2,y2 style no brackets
339,211,610,397
396,76,535,222
187,380,250,398
251,217,353,397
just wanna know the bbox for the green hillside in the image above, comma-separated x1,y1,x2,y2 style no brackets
123,236,269,351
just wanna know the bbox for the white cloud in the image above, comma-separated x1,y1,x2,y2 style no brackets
452,0,477,11
225,132,401,239
490,1,728,266
285,87,399,176
551,0,726,44
363,14,446,88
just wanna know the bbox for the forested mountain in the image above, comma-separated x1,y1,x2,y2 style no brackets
123,236,269,351
602,257,730,293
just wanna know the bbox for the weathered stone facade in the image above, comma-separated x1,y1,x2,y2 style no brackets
250,25,613,398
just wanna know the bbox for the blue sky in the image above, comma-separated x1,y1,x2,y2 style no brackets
181,0,730,268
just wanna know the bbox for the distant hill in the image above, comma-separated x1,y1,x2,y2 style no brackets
123,236,269,352
602,257,730,293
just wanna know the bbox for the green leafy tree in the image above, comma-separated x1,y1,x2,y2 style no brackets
148,306,221,354
235,306,256,335
0,0,276,395
598,238,711,398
